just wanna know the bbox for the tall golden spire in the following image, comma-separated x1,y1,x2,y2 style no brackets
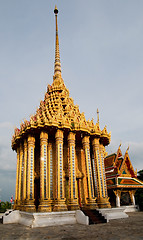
54,5,62,79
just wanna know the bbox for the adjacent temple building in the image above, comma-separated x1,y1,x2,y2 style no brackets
12,7,143,213
105,145,143,208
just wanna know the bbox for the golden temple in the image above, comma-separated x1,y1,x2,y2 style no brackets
12,6,143,213
12,6,111,212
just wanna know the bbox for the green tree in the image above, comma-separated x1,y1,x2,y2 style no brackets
135,170,143,211
0,201,11,213
0,202,6,213
5,201,11,209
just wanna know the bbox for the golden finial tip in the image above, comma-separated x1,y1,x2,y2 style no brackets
54,5,58,14
97,108,99,123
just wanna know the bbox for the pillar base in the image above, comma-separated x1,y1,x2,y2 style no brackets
53,198,68,212
20,200,26,211
13,200,21,210
97,197,111,208
38,199,52,212
24,199,36,212
84,198,98,210
67,198,80,210
19,200,27,211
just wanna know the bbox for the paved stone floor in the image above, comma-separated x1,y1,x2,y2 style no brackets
0,212,143,240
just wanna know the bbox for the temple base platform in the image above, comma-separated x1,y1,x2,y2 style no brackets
123,205,139,212
98,207,129,222
2,206,134,227
3,210,89,227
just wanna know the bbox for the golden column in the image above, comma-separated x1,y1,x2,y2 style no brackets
99,143,108,197
82,136,97,209
47,143,54,203
17,142,24,209
25,135,36,212
38,131,52,212
22,139,28,208
67,132,79,210
92,138,111,208
53,129,67,211
14,146,20,209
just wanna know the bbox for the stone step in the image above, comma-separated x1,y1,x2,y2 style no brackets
82,209,107,224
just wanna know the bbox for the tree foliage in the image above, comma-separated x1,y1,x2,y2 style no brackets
135,170,143,211
0,201,12,213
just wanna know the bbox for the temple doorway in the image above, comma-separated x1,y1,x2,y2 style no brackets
108,190,116,207
34,178,40,211
120,192,131,206
65,178,69,205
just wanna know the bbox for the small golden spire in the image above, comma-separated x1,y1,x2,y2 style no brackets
127,145,129,151
97,108,99,123
54,5,61,79
119,142,122,148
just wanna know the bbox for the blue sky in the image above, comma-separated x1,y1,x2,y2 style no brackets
0,0,143,201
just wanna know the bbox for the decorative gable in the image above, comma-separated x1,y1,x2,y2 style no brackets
119,150,135,177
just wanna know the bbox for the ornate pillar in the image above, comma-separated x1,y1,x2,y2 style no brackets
116,194,120,207
99,143,108,198
38,131,52,212
53,129,67,211
25,135,36,212
91,153,98,198
80,149,88,206
14,146,20,209
129,190,136,206
92,138,111,208
67,132,79,210
132,191,136,205
23,139,28,203
47,143,53,201
82,136,97,209
18,142,24,210
114,190,121,207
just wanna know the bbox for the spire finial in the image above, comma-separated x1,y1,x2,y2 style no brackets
97,108,99,123
53,5,62,79
127,145,129,151
54,5,58,14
